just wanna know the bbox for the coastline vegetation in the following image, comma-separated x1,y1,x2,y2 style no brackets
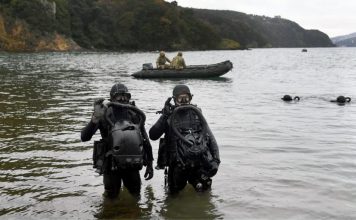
0,0,334,52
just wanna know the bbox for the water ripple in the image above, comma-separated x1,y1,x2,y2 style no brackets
1,49,356,219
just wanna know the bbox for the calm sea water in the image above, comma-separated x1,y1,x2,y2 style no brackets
1,48,356,219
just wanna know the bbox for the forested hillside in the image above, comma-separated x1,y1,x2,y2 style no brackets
193,9,334,48
0,0,334,52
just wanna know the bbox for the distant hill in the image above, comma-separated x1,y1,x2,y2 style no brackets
0,0,334,52
192,9,334,48
331,32,356,47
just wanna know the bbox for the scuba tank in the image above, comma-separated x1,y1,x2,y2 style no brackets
105,102,146,170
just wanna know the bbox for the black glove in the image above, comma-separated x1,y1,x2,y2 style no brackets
92,98,106,124
162,97,172,117
144,161,154,180
208,160,219,177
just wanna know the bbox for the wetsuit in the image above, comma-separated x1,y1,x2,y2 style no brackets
81,107,153,198
149,106,220,193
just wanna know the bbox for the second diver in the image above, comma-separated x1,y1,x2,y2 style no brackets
81,83,154,199
149,84,220,193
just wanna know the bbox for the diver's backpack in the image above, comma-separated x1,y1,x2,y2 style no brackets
105,102,146,170
110,120,143,170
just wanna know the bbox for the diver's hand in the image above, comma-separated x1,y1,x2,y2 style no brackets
91,98,106,124
208,160,219,177
144,162,154,180
162,97,172,117
94,98,105,106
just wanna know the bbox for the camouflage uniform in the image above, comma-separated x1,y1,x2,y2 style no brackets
156,52,171,69
171,52,186,69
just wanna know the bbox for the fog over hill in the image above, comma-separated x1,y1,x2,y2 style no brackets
331,32,356,47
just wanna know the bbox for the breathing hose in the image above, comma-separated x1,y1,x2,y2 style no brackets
105,102,146,128
170,105,209,146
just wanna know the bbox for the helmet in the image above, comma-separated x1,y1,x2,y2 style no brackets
281,95,292,101
336,96,346,103
110,83,131,99
173,84,191,98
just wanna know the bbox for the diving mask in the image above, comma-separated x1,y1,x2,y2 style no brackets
113,93,131,102
176,94,191,105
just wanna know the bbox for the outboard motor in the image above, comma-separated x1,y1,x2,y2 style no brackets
105,102,146,170
142,63,153,70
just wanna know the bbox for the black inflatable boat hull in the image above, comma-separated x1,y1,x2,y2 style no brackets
132,60,233,79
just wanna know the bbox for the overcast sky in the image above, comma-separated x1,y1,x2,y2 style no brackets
168,0,356,37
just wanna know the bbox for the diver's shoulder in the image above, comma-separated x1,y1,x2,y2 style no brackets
191,104,201,112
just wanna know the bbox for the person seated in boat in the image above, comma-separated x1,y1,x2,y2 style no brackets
156,51,171,69
171,52,186,70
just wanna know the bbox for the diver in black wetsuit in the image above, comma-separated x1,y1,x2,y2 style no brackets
330,96,351,104
81,83,153,199
281,95,300,102
149,84,220,193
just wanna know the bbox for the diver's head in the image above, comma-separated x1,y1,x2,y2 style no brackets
110,83,131,103
172,84,192,106
160,51,165,57
336,96,346,103
177,51,182,57
281,95,293,101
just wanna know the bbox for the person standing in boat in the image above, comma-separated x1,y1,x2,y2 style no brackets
171,52,186,69
156,51,171,69
149,85,220,194
81,83,154,199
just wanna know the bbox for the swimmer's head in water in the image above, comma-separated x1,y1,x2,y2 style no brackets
331,96,351,104
337,96,346,103
281,95,292,101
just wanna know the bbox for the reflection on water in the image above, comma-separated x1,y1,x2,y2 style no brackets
160,187,222,219
94,190,143,219
92,186,221,219
1,49,356,219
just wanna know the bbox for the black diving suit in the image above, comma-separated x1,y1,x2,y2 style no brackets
149,104,220,193
81,105,153,198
